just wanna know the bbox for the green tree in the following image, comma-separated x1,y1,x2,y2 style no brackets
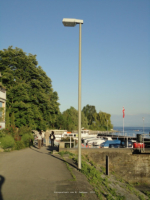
90,111,113,130
5,110,10,128
61,107,89,132
82,104,96,125
10,112,15,126
0,46,60,130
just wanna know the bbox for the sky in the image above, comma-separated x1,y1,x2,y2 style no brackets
0,0,150,127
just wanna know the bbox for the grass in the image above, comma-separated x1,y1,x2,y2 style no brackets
59,151,76,181
58,151,148,200
142,191,150,199
66,162,76,181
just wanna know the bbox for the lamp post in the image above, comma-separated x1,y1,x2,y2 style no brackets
142,117,145,151
62,18,83,169
107,120,108,134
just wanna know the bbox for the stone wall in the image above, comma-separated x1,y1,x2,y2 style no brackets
59,148,150,184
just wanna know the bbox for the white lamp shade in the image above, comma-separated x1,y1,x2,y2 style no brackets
62,18,83,27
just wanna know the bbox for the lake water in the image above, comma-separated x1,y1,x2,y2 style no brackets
113,126,150,138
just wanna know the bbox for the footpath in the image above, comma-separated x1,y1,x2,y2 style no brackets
0,145,99,200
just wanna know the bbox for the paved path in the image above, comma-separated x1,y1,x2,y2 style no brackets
0,146,99,200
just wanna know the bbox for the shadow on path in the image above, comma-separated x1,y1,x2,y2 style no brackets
51,154,78,170
0,175,5,200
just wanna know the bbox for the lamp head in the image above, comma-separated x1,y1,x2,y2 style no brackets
62,18,83,27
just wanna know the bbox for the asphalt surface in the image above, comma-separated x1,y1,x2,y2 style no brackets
0,145,99,200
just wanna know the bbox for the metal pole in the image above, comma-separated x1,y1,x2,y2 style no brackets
123,117,124,137
78,23,82,169
107,120,108,134
143,117,144,151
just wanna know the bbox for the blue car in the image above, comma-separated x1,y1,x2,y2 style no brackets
100,139,121,148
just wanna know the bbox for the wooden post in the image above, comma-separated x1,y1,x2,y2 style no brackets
106,155,109,175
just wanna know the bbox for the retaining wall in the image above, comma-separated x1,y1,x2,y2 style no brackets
59,148,150,184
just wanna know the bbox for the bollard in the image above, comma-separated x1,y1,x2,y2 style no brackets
106,155,109,175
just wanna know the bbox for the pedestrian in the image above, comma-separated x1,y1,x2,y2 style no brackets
41,130,45,147
37,130,42,149
49,131,55,147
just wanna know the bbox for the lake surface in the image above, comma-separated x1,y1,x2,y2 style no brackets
113,126,150,138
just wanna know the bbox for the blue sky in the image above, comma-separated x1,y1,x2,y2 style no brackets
0,0,150,127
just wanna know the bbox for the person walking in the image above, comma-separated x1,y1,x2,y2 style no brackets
41,130,45,147
37,130,42,149
49,131,55,147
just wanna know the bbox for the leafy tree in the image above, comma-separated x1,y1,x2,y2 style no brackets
5,110,10,128
0,46,60,130
90,111,113,130
60,107,89,132
10,112,15,126
82,104,97,125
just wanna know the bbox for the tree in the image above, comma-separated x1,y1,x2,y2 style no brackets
60,107,89,132
82,104,96,125
0,46,60,130
90,111,113,130
5,110,10,128
10,112,15,127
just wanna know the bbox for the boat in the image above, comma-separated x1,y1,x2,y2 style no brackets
100,139,121,148
93,137,113,146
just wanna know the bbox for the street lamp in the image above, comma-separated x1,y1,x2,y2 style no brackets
62,18,83,169
107,120,108,134
142,117,145,151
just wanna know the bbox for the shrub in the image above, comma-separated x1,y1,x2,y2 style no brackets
5,125,18,137
21,133,34,147
0,135,15,149
0,129,6,138
18,126,32,136
14,141,25,150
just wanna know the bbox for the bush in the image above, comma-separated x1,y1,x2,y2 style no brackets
0,129,6,138
19,126,32,136
21,133,34,147
0,135,15,149
5,125,18,137
14,141,25,150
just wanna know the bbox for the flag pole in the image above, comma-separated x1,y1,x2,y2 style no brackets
123,117,124,137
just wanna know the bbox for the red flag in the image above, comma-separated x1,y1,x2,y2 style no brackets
122,107,125,118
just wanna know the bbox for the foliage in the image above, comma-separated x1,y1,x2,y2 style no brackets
0,129,6,138
57,107,89,132
82,104,96,125
58,151,74,157
0,135,15,149
5,125,18,137
14,141,25,150
6,110,10,128
0,46,60,130
18,125,32,136
82,105,113,130
142,191,150,199
10,112,15,126
0,107,5,122
21,133,34,147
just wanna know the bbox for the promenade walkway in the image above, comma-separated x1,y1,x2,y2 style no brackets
0,145,99,200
